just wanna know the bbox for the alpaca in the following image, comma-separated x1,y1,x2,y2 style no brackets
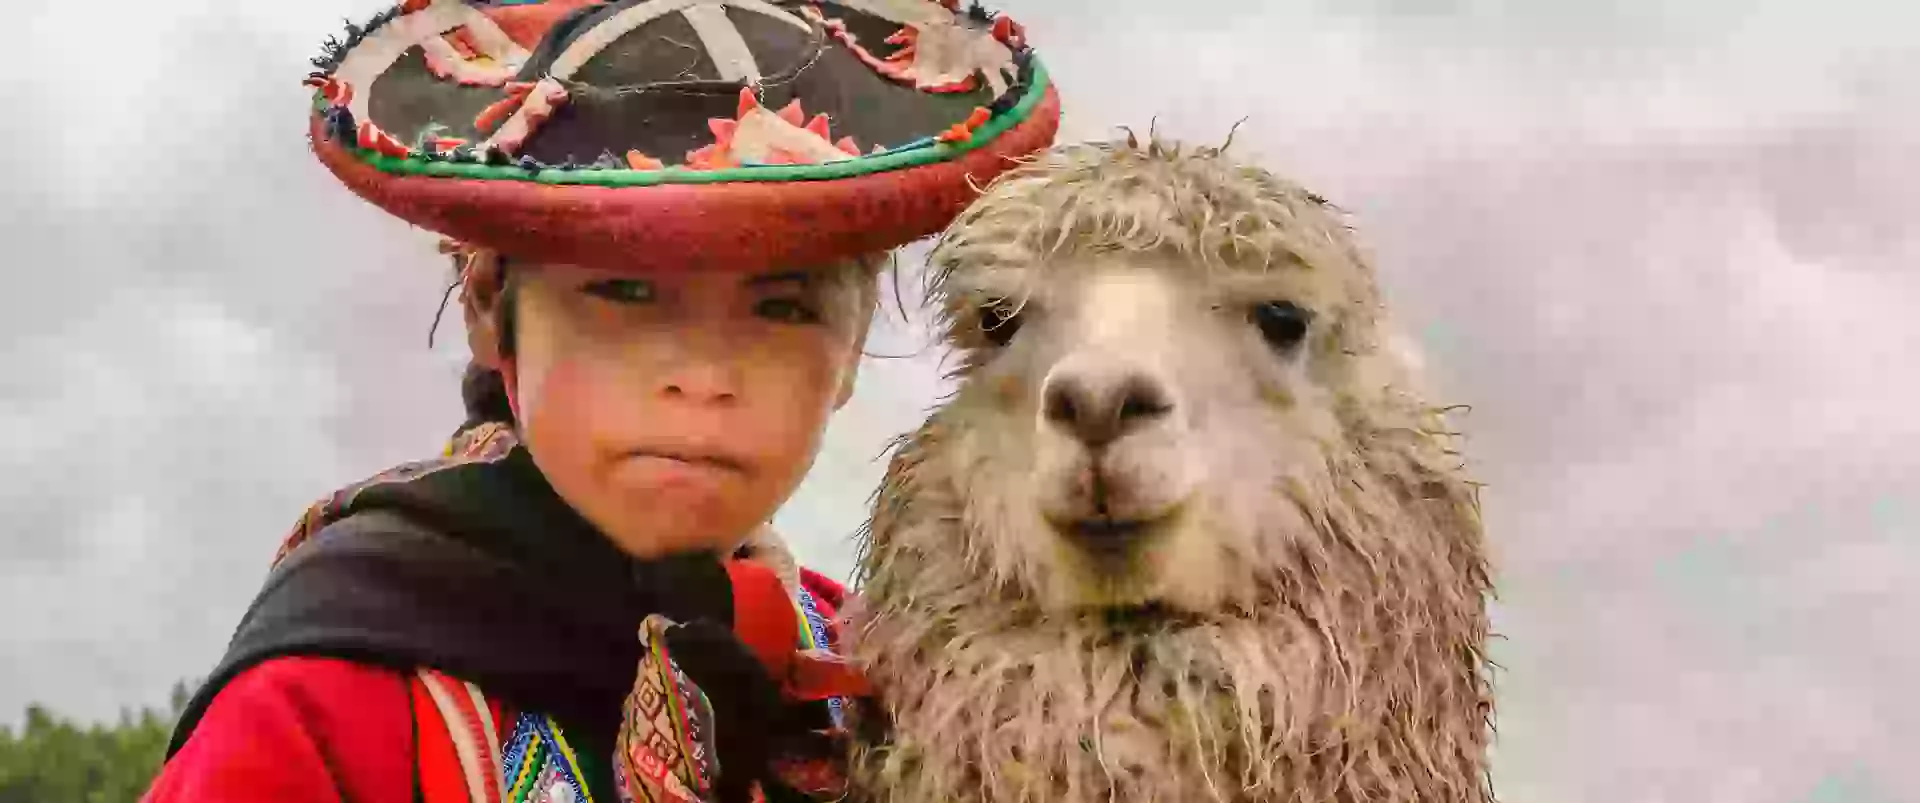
845,134,1496,803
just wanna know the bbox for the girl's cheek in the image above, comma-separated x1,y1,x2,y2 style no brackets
519,354,601,441
770,348,839,410
773,350,846,448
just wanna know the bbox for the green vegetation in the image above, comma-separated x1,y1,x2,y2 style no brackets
0,682,189,803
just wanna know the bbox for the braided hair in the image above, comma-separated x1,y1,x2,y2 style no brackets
460,361,514,426
440,243,517,429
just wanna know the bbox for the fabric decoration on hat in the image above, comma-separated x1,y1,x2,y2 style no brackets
304,0,1061,273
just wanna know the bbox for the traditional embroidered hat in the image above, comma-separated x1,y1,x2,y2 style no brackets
305,0,1061,272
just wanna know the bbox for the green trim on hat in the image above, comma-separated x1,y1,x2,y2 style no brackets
320,59,1052,187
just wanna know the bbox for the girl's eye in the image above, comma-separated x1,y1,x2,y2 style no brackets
581,278,655,304
756,297,822,324
1249,300,1313,351
978,299,1022,347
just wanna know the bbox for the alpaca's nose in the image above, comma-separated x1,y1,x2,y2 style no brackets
1041,363,1175,449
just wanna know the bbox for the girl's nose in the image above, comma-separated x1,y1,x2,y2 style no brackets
654,328,743,405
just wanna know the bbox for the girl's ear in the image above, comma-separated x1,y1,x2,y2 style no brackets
461,250,510,368
834,304,872,410
835,259,884,410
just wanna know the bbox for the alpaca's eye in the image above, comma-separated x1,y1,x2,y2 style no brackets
979,299,1023,347
1249,301,1313,351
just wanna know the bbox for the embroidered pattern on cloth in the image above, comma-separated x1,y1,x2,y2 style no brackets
792,587,845,728
307,0,1029,169
269,420,518,567
605,598,859,802
615,615,721,803
802,1,1023,97
684,89,868,170
501,711,596,803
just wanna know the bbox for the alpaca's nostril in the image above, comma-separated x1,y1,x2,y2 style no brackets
1043,379,1081,429
1116,376,1173,423
1042,370,1175,448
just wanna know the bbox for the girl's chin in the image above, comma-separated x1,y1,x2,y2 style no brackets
602,521,746,560
594,487,760,560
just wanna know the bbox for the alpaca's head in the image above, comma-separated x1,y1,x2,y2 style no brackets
852,136,1493,803
903,137,1462,617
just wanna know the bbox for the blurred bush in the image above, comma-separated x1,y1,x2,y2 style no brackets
0,681,189,803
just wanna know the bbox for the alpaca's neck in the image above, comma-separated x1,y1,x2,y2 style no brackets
857,612,1307,803
854,603,1493,803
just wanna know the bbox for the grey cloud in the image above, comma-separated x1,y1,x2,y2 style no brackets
3,1,1915,801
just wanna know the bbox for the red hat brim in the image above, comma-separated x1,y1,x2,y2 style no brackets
312,84,1061,274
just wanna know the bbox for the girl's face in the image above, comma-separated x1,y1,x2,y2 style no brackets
467,254,870,559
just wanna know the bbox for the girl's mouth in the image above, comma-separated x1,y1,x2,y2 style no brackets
620,447,750,482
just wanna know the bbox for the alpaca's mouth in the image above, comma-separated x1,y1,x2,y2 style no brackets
1096,600,1207,631
1047,503,1184,556
1064,517,1149,559
1068,517,1151,541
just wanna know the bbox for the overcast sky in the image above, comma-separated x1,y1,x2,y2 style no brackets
4,0,1916,800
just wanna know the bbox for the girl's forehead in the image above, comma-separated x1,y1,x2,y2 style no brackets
516,259,855,286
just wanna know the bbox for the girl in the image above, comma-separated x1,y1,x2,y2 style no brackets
143,0,1060,800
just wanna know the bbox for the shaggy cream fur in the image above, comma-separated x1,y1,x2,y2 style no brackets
845,135,1496,803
